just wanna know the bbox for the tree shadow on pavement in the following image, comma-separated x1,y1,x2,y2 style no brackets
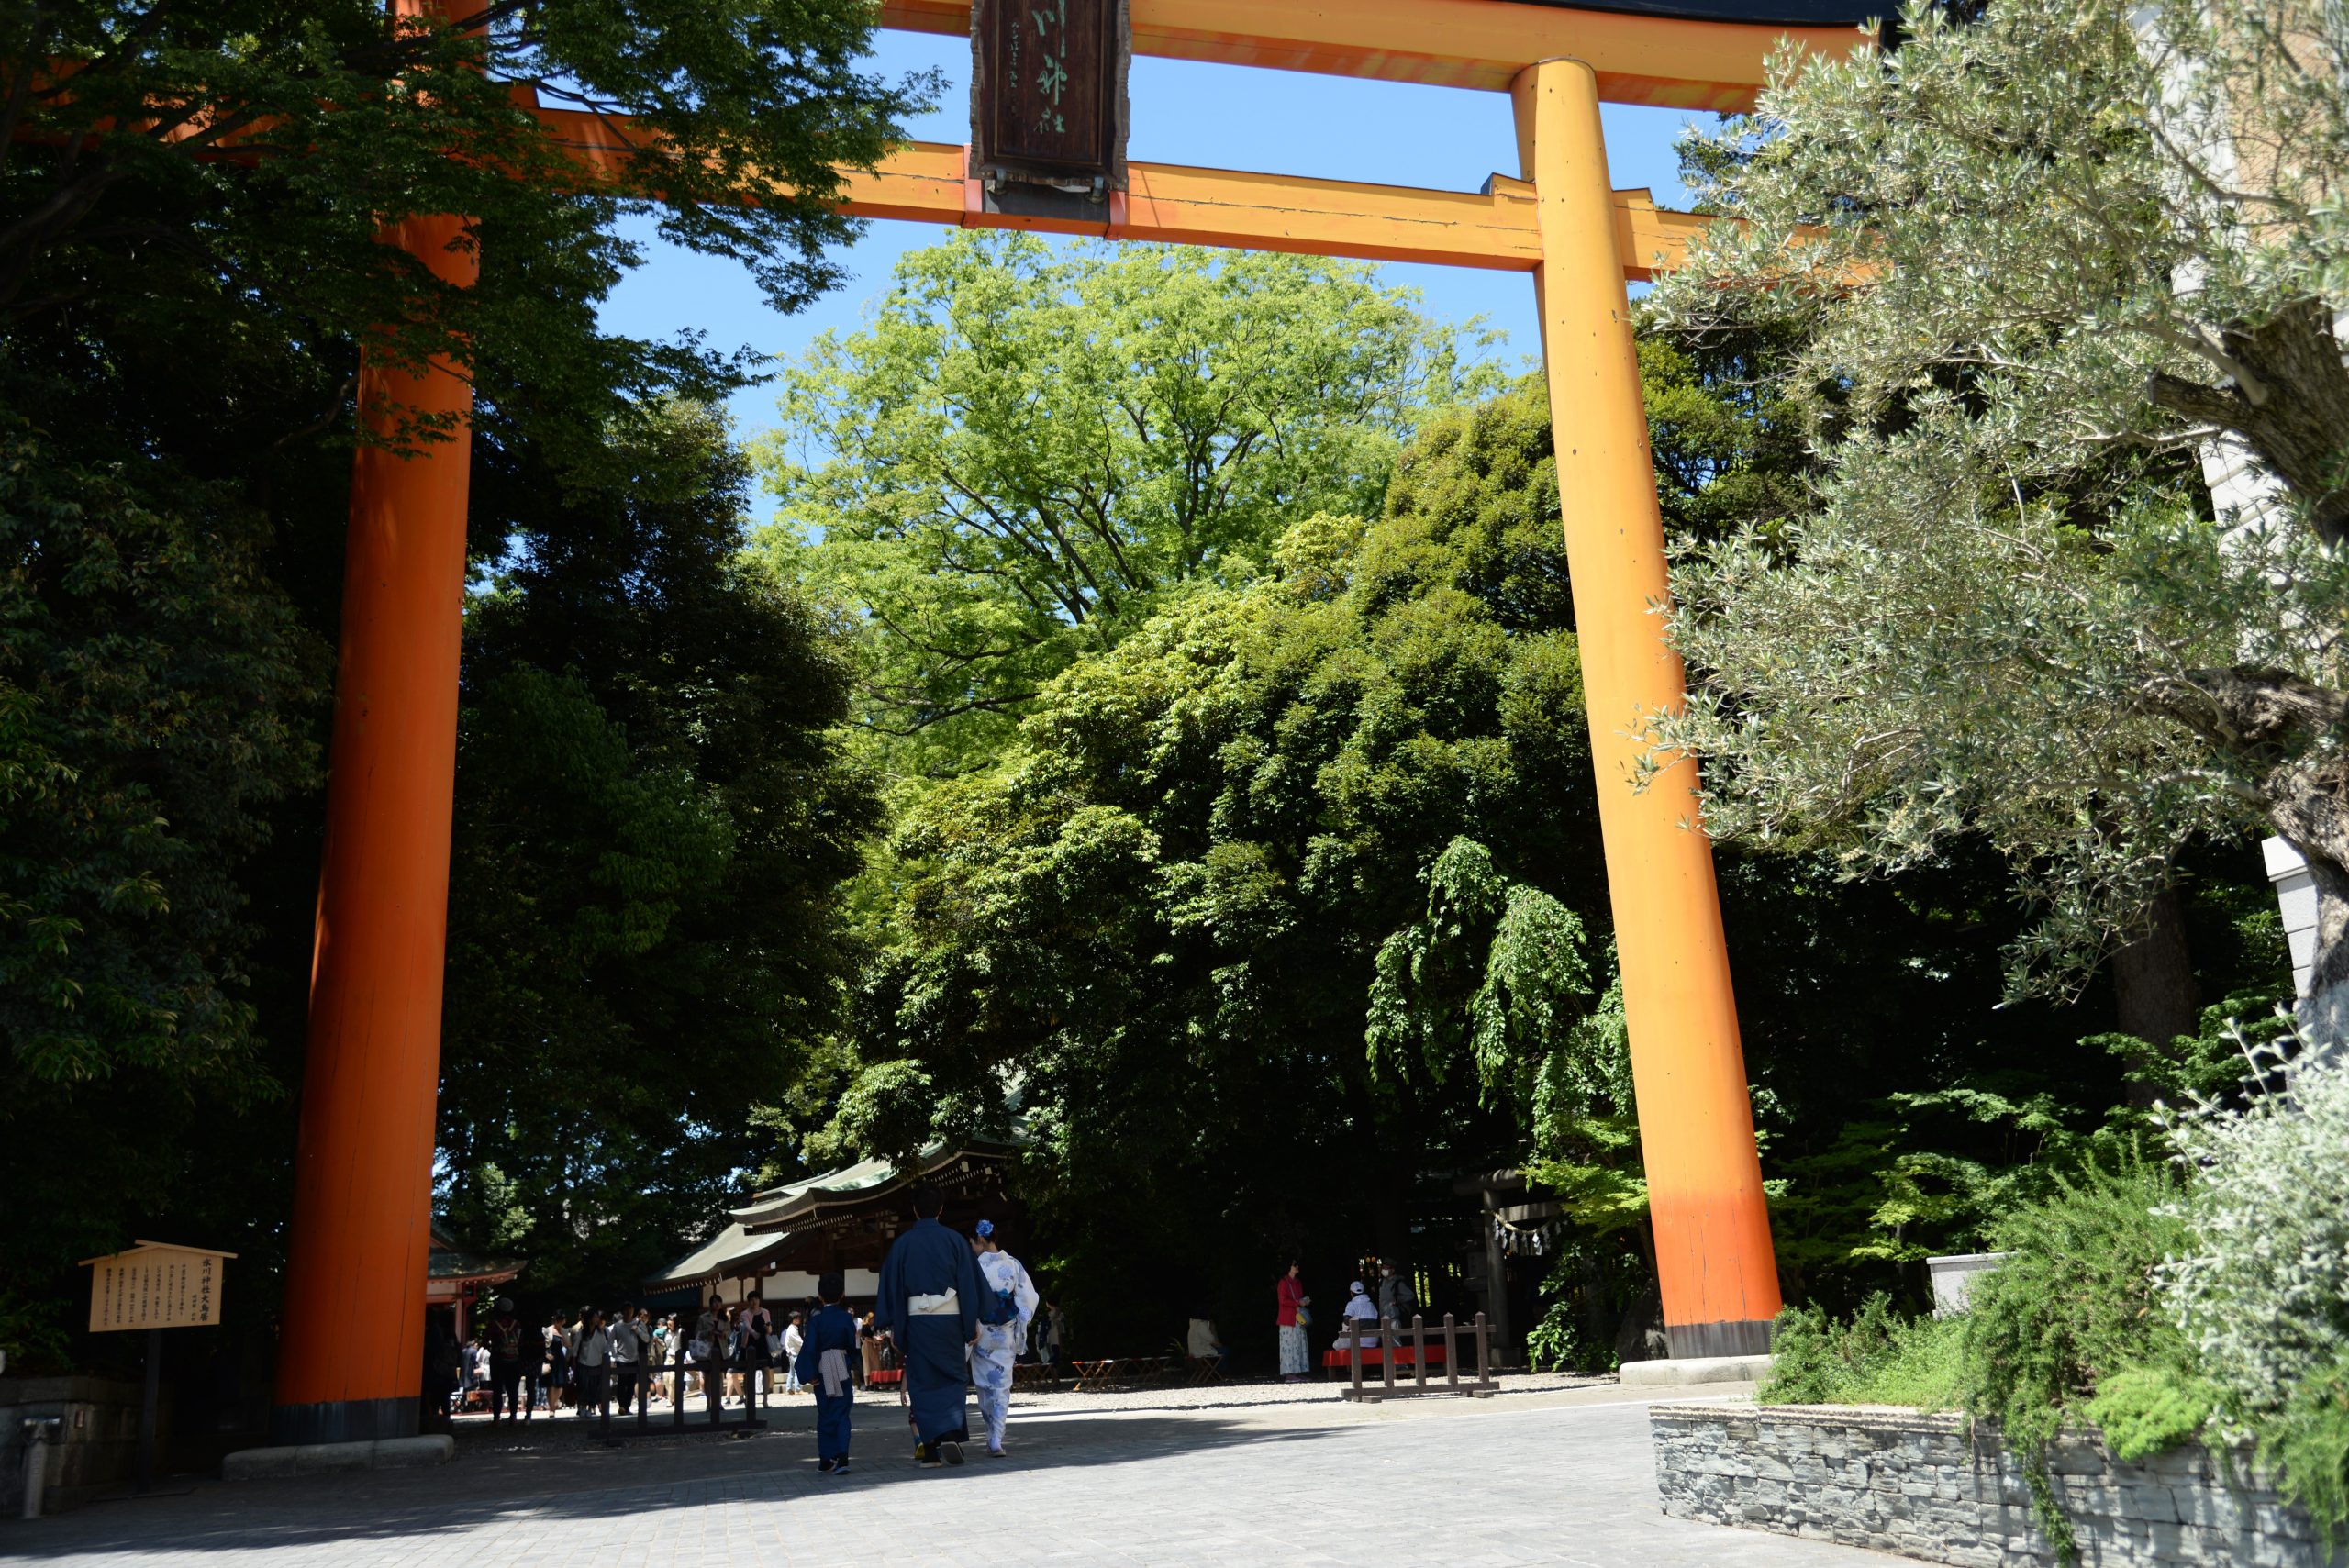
1,1408,1348,1560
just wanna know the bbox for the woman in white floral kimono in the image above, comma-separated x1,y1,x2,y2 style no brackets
968,1220,1040,1458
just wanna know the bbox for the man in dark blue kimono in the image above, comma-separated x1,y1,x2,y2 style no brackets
795,1271,861,1474
874,1183,983,1466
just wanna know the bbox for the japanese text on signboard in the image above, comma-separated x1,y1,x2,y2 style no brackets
86,1247,226,1332
974,0,1125,187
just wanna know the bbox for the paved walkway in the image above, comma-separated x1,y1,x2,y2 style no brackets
5,1387,1901,1567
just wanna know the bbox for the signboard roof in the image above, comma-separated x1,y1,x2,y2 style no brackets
77,1240,239,1265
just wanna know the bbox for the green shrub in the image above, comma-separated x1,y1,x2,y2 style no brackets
1760,1293,1963,1409
2159,1042,2349,1536
0,1286,71,1377
2261,1358,2349,1539
2083,1365,2219,1462
1960,1148,2196,1562
1525,1297,1613,1374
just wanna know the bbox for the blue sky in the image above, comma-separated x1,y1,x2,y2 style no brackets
596,28,1709,444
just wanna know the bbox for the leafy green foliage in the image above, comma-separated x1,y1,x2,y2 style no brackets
821,378,1607,1347
1760,1295,1964,1410
1641,322,2294,1308
759,234,1497,773
1367,836,1596,1104
2158,1041,2349,1534
1960,1152,2196,1561
795,326,2284,1360
0,417,320,1086
1525,1295,1609,1375
2260,1362,2349,1540
797,1057,937,1173
1764,1156,2210,1562
0,413,321,1335
5,1,928,459
0,1285,72,1376
1639,329,1812,548
2083,1365,2219,1464
439,404,881,1304
1650,0,2349,1035
0,0,924,1360
1760,977,2287,1306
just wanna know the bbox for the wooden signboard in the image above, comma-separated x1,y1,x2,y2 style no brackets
972,0,1129,195
82,1240,234,1333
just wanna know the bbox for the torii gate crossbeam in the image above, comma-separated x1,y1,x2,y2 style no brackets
273,0,1855,1444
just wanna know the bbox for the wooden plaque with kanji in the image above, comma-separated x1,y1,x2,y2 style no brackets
83,1240,235,1332
972,0,1130,194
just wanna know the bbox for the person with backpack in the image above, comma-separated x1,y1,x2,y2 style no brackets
649,1312,673,1406
1033,1299,1065,1373
607,1300,646,1418
486,1297,532,1424
691,1295,727,1409
1377,1263,1419,1333
967,1218,1039,1459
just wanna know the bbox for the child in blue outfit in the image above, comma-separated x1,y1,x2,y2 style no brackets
796,1272,860,1475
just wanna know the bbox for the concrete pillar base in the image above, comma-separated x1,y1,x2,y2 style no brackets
269,1396,417,1447
222,1434,453,1483
1665,1316,1776,1360
1618,1354,1774,1389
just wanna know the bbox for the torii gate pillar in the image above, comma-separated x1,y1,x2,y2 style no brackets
271,210,475,1446
1515,56,1781,1357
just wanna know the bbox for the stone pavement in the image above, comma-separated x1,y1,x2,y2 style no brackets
3,1387,1906,1567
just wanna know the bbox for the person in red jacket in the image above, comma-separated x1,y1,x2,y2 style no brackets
1276,1262,1313,1383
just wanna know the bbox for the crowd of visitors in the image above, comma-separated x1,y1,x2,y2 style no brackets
425,1198,1459,1470
422,1189,1062,1473
1271,1258,1427,1379
421,1231,1431,1440
427,1290,921,1425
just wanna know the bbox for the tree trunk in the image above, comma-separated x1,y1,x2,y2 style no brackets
2143,663,2349,1057
2112,884,2201,1106
2279,827,2349,1058
2147,297,2349,546
2267,766,2349,1059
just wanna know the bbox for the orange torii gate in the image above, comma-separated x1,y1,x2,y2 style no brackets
273,0,1864,1444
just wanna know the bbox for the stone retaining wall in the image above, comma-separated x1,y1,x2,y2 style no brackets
0,1376,156,1514
1649,1401,2342,1568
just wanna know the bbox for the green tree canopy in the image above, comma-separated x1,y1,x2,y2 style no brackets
0,413,324,1359
757,233,1497,773
0,0,929,1363
1649,0,2349,1039
814,358,2284,1362
440,403,881,1301
829,379,1602,1336
4,0,930,458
